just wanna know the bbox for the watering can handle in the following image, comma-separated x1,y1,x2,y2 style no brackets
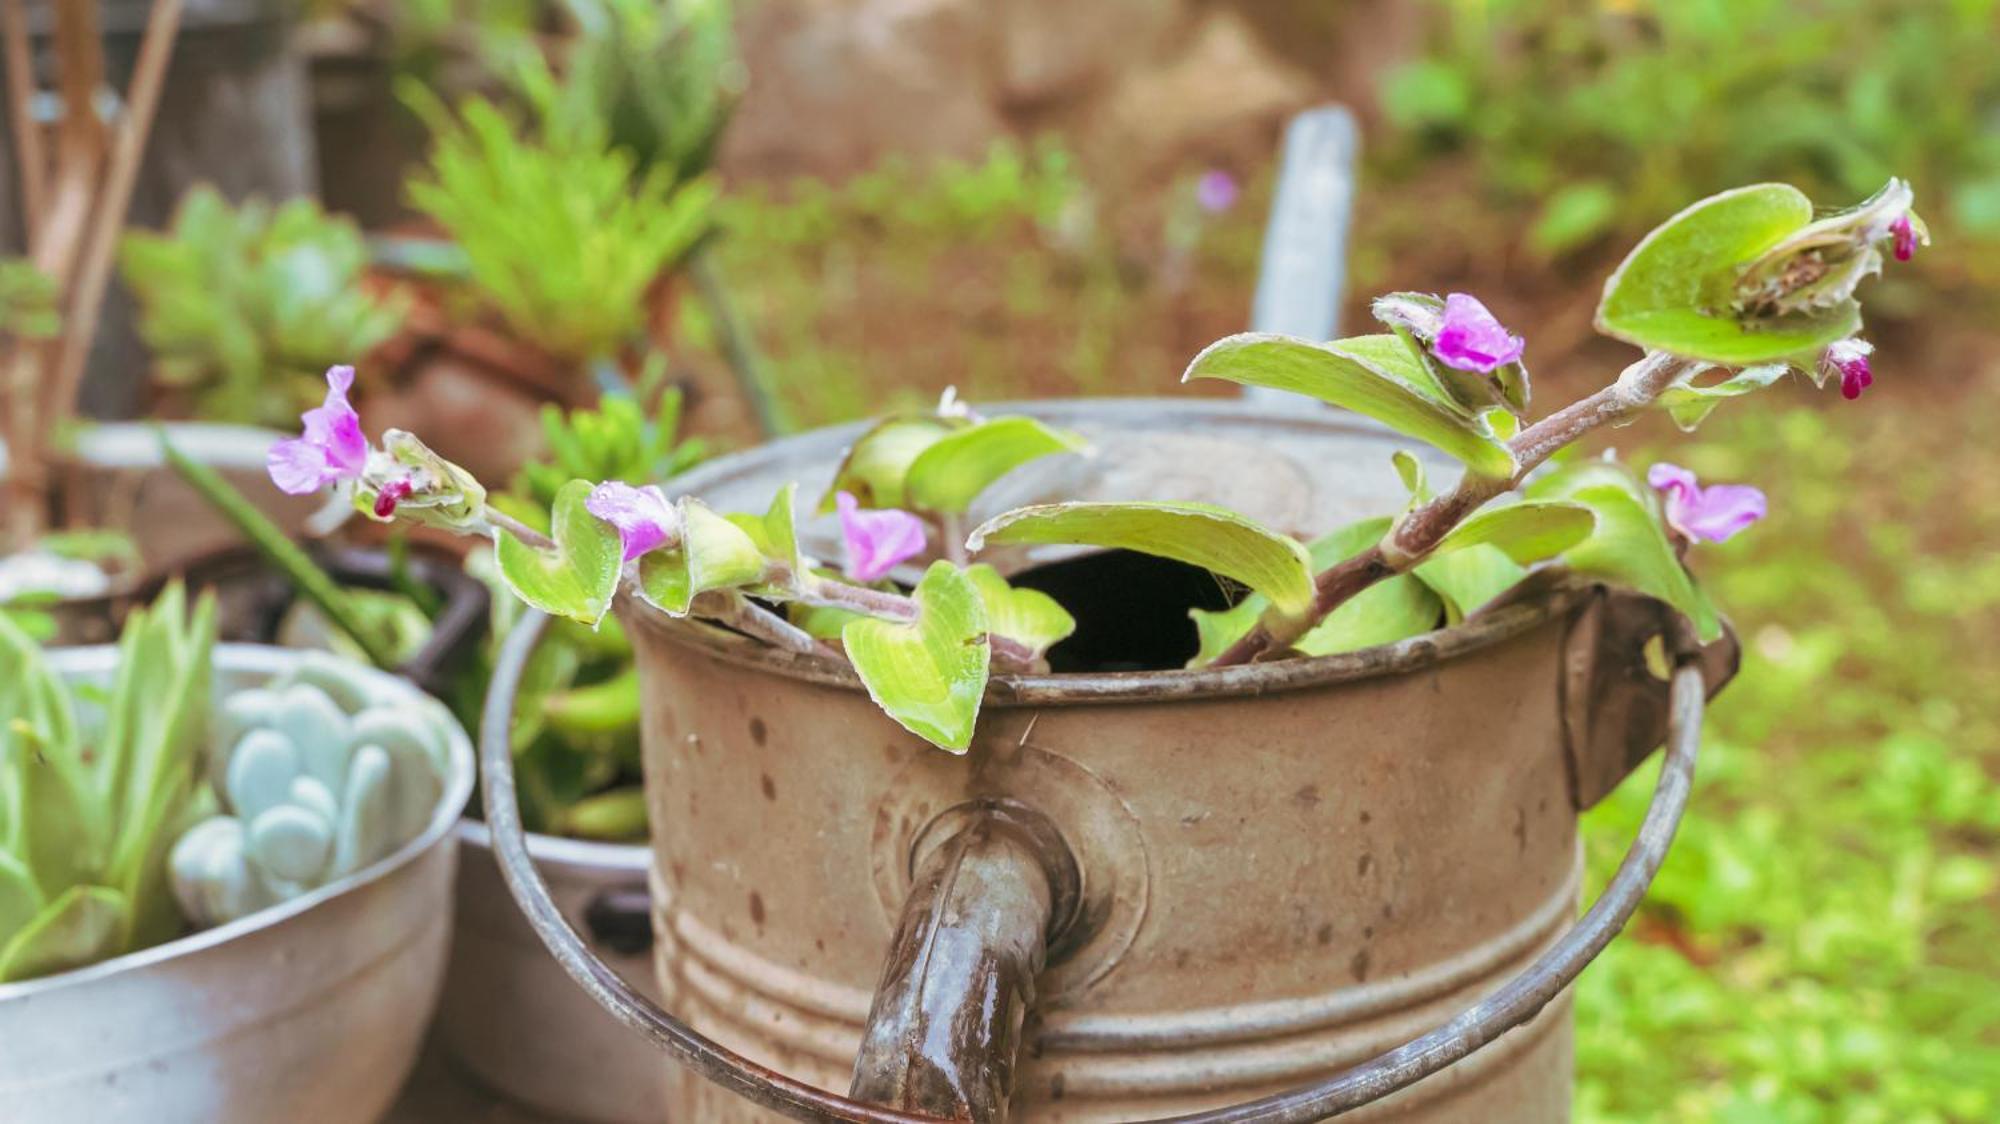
479,609,1708,1123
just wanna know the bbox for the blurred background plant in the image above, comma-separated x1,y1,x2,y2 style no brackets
119,189,407,428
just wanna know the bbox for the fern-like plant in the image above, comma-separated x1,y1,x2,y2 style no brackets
403,85,718,367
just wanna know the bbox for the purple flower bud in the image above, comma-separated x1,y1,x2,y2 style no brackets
586,481,679,561
372,478,413,519
267,366,370,495
1647,463,1767,544
1890,214,1919,263
1432,293,1526,374
836,491,927,583
1821,339,1876,401
1195,170,1239,215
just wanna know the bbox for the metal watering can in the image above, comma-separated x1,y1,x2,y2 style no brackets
473,400,1737,1122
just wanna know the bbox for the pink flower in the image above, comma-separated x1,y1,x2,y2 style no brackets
1890,214,1919,263
1196,170,1239,215
267,366,369,494
1647,463,1766,544
586,481,678,561
836,492,927,583
1821,339,1875,401
1432,293,1526,374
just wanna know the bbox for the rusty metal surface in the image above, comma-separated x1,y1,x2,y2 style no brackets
850,803,1077,1122
473,401,1720,1124
1559,588,1739,810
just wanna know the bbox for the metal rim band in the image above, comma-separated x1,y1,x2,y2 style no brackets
479,608,1703,1122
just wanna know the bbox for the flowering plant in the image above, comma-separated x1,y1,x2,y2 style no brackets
269,180,1924,752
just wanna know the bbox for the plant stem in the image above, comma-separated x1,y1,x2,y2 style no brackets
800,574,1041,671
162,434,402,671
689,243,783,437
1210,351,1703,667
937,511,969,566
485,507,558,551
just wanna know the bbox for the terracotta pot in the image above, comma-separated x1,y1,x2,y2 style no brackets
476,400,1735,1123
0,643,474,1123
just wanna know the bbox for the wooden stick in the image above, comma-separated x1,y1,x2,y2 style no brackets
1,0,46,243
47,0,183,439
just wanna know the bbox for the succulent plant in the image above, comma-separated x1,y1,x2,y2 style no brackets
0,585,216,983
170,653,456,928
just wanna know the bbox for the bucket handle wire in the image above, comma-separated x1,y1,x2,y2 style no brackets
479,608,1707,1123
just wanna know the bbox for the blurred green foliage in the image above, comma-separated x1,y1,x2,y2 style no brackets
119,188,406,427
1381,0,2000,259
1577,398,2000,1121
0,259,59,340
404,86,716,365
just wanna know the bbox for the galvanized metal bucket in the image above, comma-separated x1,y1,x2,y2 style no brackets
438,823,667,1123
474,401,1735,1123
0,643,475,1123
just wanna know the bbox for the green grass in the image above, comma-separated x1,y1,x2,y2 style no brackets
1577,390,2000,1122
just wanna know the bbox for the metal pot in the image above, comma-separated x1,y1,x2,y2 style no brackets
0,643,474,1123
473,400,1736,1122
437,823,667,1123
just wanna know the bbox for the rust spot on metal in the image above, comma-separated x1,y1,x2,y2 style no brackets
1356,853,1374,877
1349,948,1372,982
1514,806,1528,854
761,773,778,802
1049,1073,1065,1101
749,891,767,927
1315,923,1335,947
750,716,769,746
1358,810,1372,826
1292,784,1322,808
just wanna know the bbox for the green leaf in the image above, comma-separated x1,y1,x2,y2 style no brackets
904,417,1083,515
969,501,1316,618
962,564,1075,659
1596,183,1858,364
1657,365,1790,432
637,499,769,616
1188,516,1391,667
724,482,806,590
1531,466,1720,642
1296,576,1441,657
495,479,621,624
818,417,956,513
0,886,127,983
842,562,989,753
1430,500,1596,565
0,851,42,938
1184,333,1516,477
1414,545,1526,624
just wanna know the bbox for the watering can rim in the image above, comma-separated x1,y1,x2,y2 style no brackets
0,642,476,1003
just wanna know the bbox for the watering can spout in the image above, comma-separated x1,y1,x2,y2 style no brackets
849,802,1080,1124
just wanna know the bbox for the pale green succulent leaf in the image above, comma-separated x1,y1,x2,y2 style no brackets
1184,333,1516,477
638,499,769,616
1530,465,1721,642
1597,183,1857,364
905,417,1083,516
818,417,957,513
494,479,621,624
1657,364,1790,431
962,564,1075,659
1189,516,1392,667
1297,576,1443,657
842,561,989,753
969,501,1315,618
1414,544,1527,624
1430,500,1597,566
